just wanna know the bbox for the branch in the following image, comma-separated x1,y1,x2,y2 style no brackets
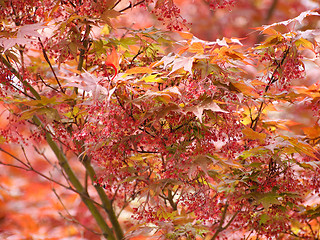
0,146,105,209
81,155,124,240
265,0,278,24
77,24,91,72
167,189,177,210
210,203,241,240
38,38,64,93
111,0,122,9
306,220,316,239
52,188,102,236
37,73,59,92
250,47,290,131
221,207,241,231
73,23,92,95
0,54,39,100
211,203,229,240
32,115,116,240
119,0,145,12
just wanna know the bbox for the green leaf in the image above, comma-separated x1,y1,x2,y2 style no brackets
20,96,58,107
259,214,269,225
20,107,60,121
258,193,280,209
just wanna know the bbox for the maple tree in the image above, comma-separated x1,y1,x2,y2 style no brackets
1,0,320,239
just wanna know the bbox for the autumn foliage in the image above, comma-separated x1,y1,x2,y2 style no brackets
1,0,320,239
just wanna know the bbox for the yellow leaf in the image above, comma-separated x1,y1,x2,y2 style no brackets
101,24,110,35
21,96,57,107
251,79,266,86
255,35,284,49
129,153,157,161
155,95,171,103
140,75,165,83
224,50,244,60
295,38,314,51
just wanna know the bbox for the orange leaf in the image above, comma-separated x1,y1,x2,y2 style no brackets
106,47,119,69
283,136,319,160
242,127,266,143
232,82,260,98
125,67,153,75
178,31,193,40
303,123,320,139
188,42,204,54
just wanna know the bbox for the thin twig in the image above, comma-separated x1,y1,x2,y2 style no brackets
211,203,229,240
119,0,145,12
111,0,122,9
52,188,102,236
250,47,290,131
306,220,316,239
38,38,64,93
33,145,54,166
0,147,105,209
0,54,40,99
130,48,143,66
0,56,36,99
37,74,59,92
77,24,91,72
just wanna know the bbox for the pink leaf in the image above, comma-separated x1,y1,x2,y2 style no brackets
17,22,47,39
188,101,228,123
261,10,320,30
170,57,194,75
0,23,47,51
0,38,31,52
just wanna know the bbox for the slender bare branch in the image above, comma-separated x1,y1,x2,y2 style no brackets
38,38,64,93
119,0,145,12
52,188,102,236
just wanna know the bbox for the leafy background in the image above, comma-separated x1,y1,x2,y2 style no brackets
0,0,320,239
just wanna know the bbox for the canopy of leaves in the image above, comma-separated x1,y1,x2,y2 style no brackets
0,0,320,240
